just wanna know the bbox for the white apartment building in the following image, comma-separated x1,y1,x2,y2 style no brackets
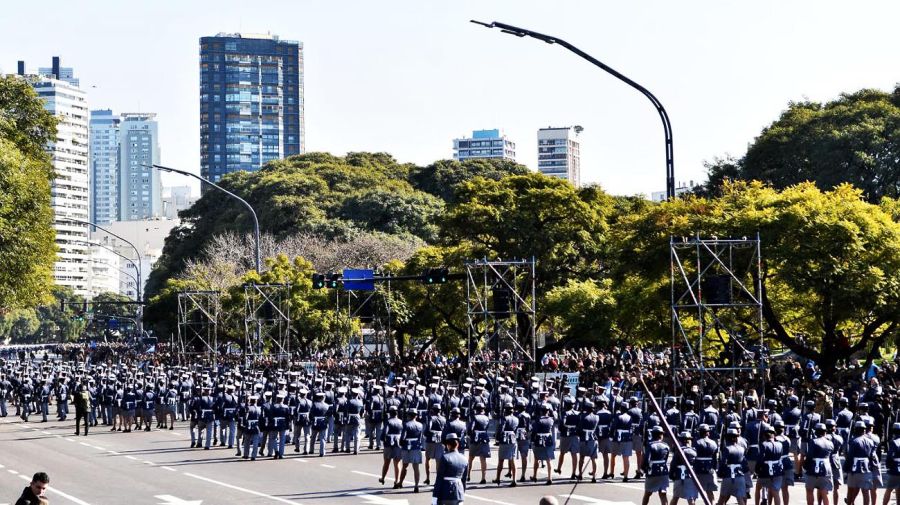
537,126,582,187
20,58,91,296
89,218,179,299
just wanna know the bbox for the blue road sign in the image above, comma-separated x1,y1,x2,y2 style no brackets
342,269,375,291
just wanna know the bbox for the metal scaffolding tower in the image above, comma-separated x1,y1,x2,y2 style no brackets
465,258,537,370
670,234,766,396
243,283,292,358
176,291,220,361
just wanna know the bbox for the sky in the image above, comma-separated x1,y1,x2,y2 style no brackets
2,0,899,197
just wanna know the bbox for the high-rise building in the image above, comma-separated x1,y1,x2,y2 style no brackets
18,58,91,296
199,32,304,184
118,113,161,221
537,126,582,187
453,129,516,162
161,186,198,219
90,218,180,299
89,109,120,224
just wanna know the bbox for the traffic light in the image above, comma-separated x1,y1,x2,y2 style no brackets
326,272,342,289
312,273,325,289
422,267,449,284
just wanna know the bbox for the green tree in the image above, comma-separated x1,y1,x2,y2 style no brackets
411,158,529,203
147,153,447,299
0,75,57,160
544,279,617,346
610,181,900,376
706,86,900,202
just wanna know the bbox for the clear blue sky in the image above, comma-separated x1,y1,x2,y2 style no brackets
3,0,898,196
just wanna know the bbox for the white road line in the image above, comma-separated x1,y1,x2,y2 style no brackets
41,431,51,435
466,493,517,505
0,463,4,468
352,470,382,478
92,445,105,451
18,474,92,505
143,460,155,465
183,472,300,504
79,442,91,447
7,469,18,474
65,438,76,442
125,455,138,460
293,458,308,463
53,434,62,437
161,466,177,472
107,450,120,455
320,464,335,469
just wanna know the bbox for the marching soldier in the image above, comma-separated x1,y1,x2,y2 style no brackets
399,408,424,492
717,427,749,505
824,419,844,505
432,433,468,505
494,402,519,487
694,424,719,503
310,391,331,457
629,396,646,479
380,405,403,487
642,426,670,505
424,403,446,485
802,423,834,505
293,387,312,454
755,424,784,505
610,401,633,482
516,401,532,483
531,403,556,485
467,403,491,485
241,394,263,460
670,431,699,505
577,400,600,483
555,397,581,479
343,387,364,454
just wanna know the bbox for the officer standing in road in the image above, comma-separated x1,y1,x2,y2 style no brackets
380,405,403,488
399,408,424,492
343,387,364,454
494,402,519,487
310,391,330,457
717,427,748,505
423,403,446,486
642,426,670,505
432,433,468,505
293,387,312,454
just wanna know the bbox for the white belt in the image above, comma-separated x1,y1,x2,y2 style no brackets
763,459,780,474
201,409,212,416
650,459,666,464
728,463,743,478
813,457,828,474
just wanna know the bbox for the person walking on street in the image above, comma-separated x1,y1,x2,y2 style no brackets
74,383,90,436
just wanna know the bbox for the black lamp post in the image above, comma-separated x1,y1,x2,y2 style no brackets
471,20,676,200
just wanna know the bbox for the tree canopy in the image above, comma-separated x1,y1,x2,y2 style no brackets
145,154,527,299
706,85,900,202
0,75,57,311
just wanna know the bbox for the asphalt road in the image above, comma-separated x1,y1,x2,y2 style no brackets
0,415,809,505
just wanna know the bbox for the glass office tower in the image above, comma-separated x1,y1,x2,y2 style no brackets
199,33,304,184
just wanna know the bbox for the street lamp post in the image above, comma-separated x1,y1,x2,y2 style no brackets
151,164,261,274
151,164,264,359
62,218,144,338
471,20,676,200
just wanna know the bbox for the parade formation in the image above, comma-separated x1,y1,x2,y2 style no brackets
2,345,899,505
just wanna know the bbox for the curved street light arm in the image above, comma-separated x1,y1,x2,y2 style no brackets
471,20,675,199
150,164,261,273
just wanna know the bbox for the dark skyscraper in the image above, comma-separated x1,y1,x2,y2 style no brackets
199,33,304,183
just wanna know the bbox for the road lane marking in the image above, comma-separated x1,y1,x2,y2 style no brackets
41,431,52,434
18,474,92,505
92,445,105,450
125,455,138,460
465,494,517,505
143,460,155,465
79,442,91,447
352,470,383,478
161,466,177,472
7,469,18,474
107,450,121,455
65,438,76,442
183,472,300,504
293,458,308,463
320,463,335,469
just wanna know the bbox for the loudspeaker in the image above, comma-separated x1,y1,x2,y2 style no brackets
702,275,732,304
